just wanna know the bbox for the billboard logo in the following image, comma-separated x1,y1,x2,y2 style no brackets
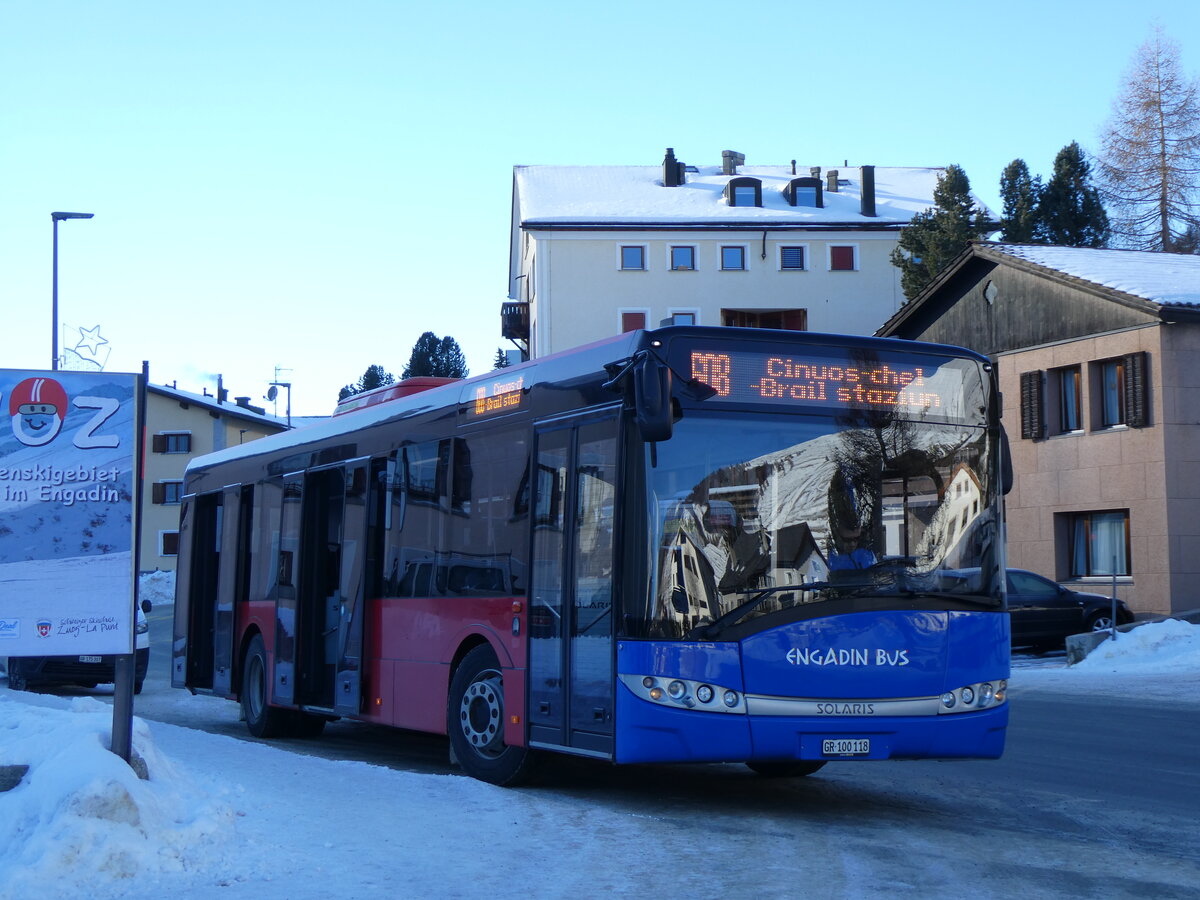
10,377,68,447
36,620,52,638
0,619,18,640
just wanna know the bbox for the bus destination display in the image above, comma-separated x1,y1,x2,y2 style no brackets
687,348,972,420
468,374,524,418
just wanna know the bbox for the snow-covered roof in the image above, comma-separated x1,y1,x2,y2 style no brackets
991,244,1200,308
149,383,289,428
515,164,971,227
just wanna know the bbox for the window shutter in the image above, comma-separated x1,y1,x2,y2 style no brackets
152,434,166,453
1123,352,1149,428
152,482,165,504
1019,370,1045,440
780,246,805,270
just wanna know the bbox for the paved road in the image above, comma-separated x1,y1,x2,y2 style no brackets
79,605,1200,896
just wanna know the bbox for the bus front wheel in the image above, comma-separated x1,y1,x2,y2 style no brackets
448,645,533,786
242,634,291,738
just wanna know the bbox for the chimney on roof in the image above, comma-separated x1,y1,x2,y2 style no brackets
826,169,839,193
721,150,745,176
217,374,226,405
810,167,821,180
662,147,685,187
859,165,876,217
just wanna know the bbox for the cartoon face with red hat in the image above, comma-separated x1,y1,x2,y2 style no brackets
10,376,68,446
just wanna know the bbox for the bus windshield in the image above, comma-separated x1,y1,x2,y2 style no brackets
635,411,1001,639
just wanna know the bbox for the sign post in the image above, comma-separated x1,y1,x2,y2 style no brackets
0,369,141,763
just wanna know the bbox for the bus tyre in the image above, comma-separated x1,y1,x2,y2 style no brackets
746,760,827,778
448,645,533,786
241,634,291,738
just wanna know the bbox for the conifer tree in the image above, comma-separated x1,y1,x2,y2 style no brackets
999,159,1043,243
338,364,394,402
1099,28,1200,250
1037,142,1110,248
890,164,991,301
493,348,511,369
402,332,469,379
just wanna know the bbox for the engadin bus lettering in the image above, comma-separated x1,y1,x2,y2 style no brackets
786,647,911,666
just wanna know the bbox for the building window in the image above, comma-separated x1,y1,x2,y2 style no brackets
153,432,192,454
1069,510,1130,576
784,177,823,208
160,531,180,557
152,481,184,505
620,245,645,270
721,246,746,271
725,177,762,207
829,245,857,271
1056,366,1082,432
670,246,695,271
619,310,648,332
1092,352,1149,429
722,309,807,331
1100,358,1125,427
779,246,806,271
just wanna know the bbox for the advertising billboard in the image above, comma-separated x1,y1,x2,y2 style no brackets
0,369,140,657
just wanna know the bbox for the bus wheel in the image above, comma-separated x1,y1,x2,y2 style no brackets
242,634,290,738
448,645,533,786
746,761,827,778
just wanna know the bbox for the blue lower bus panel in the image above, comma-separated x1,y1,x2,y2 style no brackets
614,615,1009,765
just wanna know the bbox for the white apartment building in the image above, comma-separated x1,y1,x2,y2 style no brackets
506,149,970,357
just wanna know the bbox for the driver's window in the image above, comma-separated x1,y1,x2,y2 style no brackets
1009,572,1057,598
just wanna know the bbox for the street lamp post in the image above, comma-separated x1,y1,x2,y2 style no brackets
51,211,94,371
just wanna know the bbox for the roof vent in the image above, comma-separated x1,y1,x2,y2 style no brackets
662,147,685,187
721,150,745,176
826,169,839,193
859,165,876,217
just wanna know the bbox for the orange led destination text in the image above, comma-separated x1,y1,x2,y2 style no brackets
473,375,525,415
691,352,943,408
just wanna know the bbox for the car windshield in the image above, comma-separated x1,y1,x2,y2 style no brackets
629,412,1002,639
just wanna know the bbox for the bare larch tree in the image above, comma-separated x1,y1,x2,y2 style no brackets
1098,28,1200,251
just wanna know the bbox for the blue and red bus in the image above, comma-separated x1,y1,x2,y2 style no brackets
172,326,1010,784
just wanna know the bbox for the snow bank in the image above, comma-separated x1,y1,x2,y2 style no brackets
1072,618,1200,674
0,695,235,899
138,570,175,608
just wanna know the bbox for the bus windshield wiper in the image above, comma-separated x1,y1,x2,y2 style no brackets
688,584,817,640
894,590,1000,609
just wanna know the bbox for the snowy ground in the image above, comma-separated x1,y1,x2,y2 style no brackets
1,595,1198,899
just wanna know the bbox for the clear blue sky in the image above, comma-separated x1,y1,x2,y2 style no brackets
2,0,1198,415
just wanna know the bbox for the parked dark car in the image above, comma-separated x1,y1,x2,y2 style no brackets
4,599,152,694
1005,569,1133,651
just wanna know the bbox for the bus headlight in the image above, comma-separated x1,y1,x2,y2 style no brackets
938,680,1007,714
619,674,745,714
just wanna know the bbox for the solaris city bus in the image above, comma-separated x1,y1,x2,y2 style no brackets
172,325,1011,784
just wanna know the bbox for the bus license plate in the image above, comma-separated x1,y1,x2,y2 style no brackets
78,656,102,663
823,738,870,756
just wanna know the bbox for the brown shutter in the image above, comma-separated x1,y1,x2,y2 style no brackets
1123,352,1149,428
1020,370,1045,440
152,434,166,453
152,482,165,504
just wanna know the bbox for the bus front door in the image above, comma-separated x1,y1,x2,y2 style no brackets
528,413,618,758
